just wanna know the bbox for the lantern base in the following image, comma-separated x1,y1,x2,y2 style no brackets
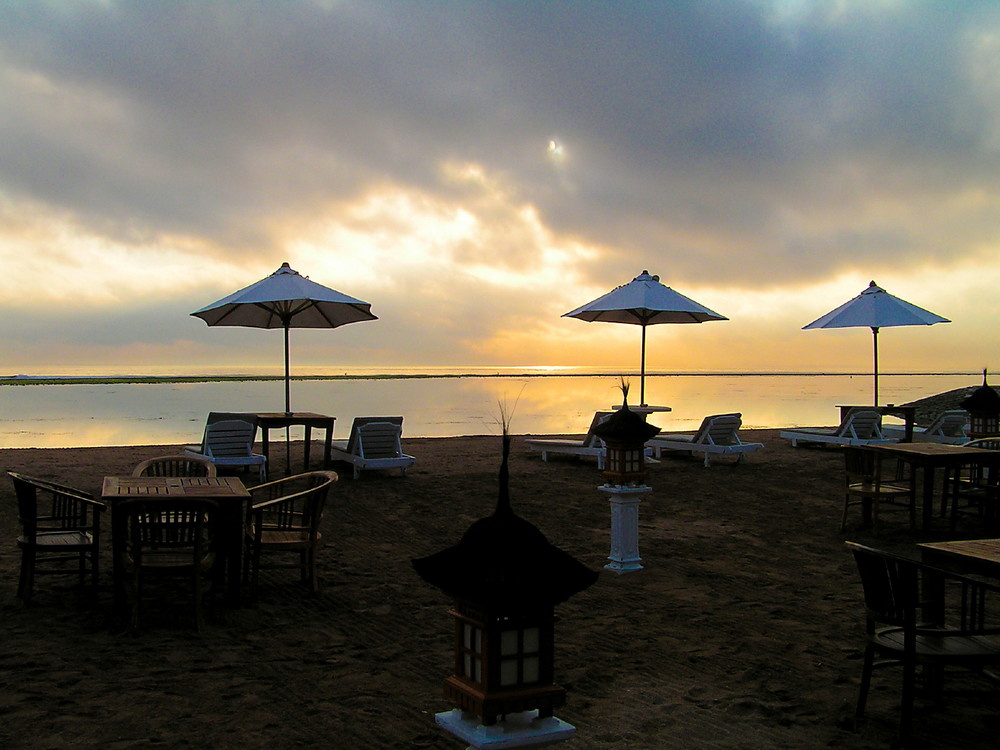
435,708,576,749
599,484,651,575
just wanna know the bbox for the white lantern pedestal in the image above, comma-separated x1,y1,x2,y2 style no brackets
436,709,576,749
598,484,651,574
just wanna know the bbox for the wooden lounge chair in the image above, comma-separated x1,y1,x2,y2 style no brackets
329,417,415,479
779,409,897,448
184,419,267,481
524,412,614,469
647,412,763,467
882,409,969,445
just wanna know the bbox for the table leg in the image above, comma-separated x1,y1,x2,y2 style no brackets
220,501,243,605
323,424,333,469
922,466,936,530
260,427,271,470
111,504,126,623
303,426,313,470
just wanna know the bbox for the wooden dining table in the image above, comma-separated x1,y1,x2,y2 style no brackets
863,442,1000,530
256,412,336,475
102,475,251,620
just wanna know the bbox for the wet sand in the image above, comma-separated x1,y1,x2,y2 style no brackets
1,430,998,749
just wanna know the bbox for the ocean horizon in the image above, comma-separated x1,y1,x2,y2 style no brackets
0,369,981,450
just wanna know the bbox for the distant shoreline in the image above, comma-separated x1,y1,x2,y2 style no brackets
0,371,979,386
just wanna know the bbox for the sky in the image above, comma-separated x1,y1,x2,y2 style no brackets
1,0,999,376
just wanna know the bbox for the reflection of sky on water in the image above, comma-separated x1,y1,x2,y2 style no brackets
0,374,976,449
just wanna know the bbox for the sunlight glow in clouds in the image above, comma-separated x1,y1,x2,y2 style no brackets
0,1,998,374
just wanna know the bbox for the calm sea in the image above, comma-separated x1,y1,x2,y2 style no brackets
0,367,979,449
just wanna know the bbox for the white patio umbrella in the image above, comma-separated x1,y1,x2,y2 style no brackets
563,270,728,406
191,262,377,415
802,280,949,405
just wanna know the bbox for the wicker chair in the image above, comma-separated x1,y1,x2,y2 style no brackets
244,471,338,597
847,542,1000,746
7,472,105,605
120,498,220,631
842,447,915,532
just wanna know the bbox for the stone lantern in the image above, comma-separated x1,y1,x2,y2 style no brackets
591,393,660,574
412,432,598,748
961,370,1000,439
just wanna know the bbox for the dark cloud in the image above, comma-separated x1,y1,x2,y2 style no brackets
2,0,1000,287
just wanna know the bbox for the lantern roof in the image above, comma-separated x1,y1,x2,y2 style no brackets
960,370,1000,414
412,434,598,610
592,401,660,444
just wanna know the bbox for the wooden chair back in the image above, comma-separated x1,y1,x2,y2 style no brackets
344,416,404,455
356,421,406,460
691,413,743,446
123,498,219,566
837,410,883,440
927,409,970,438
8,472,102,543
132,455,217,478
201,420,256,459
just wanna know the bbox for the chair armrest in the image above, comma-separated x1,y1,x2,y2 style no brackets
9,473,105,511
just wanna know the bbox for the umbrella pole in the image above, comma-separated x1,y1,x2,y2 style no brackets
640,324,647,407
871,326,879,406
284,324,292,475
284,325,291,415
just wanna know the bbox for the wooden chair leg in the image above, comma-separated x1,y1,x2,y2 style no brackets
18,549,35,604
898,658,916,748
854,645,875,730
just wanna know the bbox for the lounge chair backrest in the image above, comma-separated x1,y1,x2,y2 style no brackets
345,416,404,455
201,419,256,459
583,412,614,448
925,410,969,438
356,421,405,460
691,413,743,446
836,410,883,440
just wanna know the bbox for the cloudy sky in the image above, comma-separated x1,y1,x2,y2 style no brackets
2,0,998,376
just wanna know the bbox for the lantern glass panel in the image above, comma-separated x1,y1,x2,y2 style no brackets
501,630,518,656
523,656,540,683
498,626,543,687
523,627,540,652
461,623,483,683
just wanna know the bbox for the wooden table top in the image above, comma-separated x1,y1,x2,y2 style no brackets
102,475,250,499
256,412,335,421
865,442,1000,460
919,539,1000,568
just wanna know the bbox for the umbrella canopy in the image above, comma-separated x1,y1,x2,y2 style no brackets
191,262,377,414
563,270,728,405
803,280,949,405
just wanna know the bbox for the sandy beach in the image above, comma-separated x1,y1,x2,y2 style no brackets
2,429,998,749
